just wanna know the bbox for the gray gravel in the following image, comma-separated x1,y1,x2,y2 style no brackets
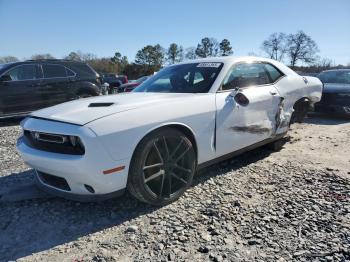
0,121,349,262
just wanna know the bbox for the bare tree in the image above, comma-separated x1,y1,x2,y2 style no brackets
287,31,319,67
247,51,258,57
316,58,333,68
0,56,19,63
167,43,184,64
195,37,220,58
261,33,287,61
185,47,197,60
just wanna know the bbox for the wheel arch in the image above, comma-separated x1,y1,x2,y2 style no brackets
132,122,199,163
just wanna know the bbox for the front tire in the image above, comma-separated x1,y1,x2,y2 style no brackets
127,128,196,206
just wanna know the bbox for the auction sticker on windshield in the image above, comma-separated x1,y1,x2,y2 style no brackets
197,62,222,68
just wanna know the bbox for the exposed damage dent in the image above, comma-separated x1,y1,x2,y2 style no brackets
275,97,288,132
230,125,271,134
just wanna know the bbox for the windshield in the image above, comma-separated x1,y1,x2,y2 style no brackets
134,62,223,93
135,76,148,83
318,71,350,84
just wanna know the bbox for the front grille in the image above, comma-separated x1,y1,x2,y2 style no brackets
23,130,85,155
37,171,71,191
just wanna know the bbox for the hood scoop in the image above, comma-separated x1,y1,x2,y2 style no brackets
88,102,115,107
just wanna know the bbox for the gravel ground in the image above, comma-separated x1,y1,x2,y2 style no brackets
0,116,349,262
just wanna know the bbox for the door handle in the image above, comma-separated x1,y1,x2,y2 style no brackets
270,91,277,95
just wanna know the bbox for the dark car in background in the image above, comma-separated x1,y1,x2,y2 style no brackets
0,59,102,118
116,75,149,93
102,74,128,94
315,69,350,117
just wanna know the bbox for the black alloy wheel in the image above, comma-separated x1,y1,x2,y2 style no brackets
128,128,196,205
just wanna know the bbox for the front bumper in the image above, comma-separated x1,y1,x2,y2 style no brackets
16,117,131,200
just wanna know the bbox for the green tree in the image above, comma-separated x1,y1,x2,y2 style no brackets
111,51,129,73
287,31,319,67
135,44,164,71
195,37,219,58
167,43,184,64
219,39,233,56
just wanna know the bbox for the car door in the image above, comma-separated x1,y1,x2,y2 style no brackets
0,64,42,116
39,63,73,107
215,62,284,157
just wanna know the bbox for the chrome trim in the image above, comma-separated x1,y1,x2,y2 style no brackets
31,131,67,144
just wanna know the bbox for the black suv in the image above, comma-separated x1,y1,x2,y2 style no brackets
0,59,102,118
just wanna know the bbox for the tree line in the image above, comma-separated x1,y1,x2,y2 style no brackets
1,32,349,79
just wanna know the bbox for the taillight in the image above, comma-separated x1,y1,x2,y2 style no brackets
124,76,128,83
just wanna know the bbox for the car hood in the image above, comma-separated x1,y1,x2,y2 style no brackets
323,83,350,93
30,93,198,125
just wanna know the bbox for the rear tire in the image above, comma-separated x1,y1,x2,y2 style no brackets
127,128,196,206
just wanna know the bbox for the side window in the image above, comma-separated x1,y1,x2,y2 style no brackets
264,63,284,82
5,65,38,81
66,67,75,77
43,64,67,78
222,63,270,90
193,72,205,84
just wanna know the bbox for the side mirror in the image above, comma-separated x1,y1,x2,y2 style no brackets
0,75,12,82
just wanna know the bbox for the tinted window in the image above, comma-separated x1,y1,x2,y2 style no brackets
318,71,350,84
43,64,67,78
134,63,223,93
5,65,38,81
264,63,283,82
66,67,75,77
222,63,270,90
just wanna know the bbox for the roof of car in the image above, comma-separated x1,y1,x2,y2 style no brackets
176,56,275,64
320,69,350,73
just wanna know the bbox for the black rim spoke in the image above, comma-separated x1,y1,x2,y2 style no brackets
166,173,172,196
153,141,163,163
144,170,164,183
174,145,191,163
158,172,166,197
163,136,169,159
143,163,163,170
169,138,184,160
170,172,188,184
173,164,192,173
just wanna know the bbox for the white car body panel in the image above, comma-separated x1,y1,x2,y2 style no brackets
17,56,322,199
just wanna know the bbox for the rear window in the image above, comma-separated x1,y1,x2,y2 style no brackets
43,64,67,78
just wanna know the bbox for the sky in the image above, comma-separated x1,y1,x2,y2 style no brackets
0,0,349,65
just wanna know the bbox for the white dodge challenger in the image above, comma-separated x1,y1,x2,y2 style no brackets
17,57,322,205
